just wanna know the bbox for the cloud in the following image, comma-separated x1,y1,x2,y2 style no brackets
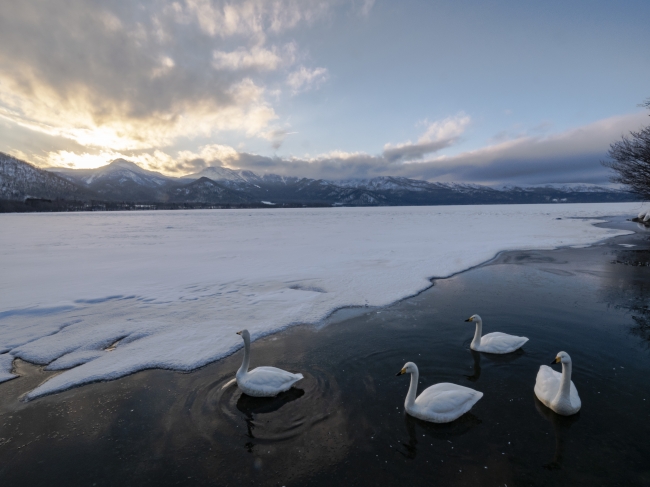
0,0,335,154
359,0,376,17
151,56,176,79
487,120,553,144
382,114,471,162
174,0,332,38
212,43,296,71
286,66,329,94
0,72,277,151
414,111,649,184
261,129,298,150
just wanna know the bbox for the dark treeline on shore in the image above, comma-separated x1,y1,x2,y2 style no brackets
0,198,331,213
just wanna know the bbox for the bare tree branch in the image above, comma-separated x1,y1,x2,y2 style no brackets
603,100,650,200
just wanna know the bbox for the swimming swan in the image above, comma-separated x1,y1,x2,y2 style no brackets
396,362,483,423
235,329,304,397
464,314,529,354
534,351,581,416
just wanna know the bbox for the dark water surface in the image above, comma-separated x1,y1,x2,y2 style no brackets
1,218,650,486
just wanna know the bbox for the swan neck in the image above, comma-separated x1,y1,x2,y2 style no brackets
555,361,572,403
405,368,419,409
471,320,483,348
238,335,250,375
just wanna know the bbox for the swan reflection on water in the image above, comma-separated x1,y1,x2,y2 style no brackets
465,349,481,382
534,396,580,470
398,412,482,459
465,347,525,382
235,387,305,448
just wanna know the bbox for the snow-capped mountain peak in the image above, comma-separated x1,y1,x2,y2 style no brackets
182,166,264,184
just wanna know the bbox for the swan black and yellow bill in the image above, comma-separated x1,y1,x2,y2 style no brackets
465,317,473,322
396,368,406,376
236,331,242,335
550,356,560,364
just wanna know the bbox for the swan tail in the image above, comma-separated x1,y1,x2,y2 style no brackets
467,390,484,409
221,377,237,390
513,336,529,350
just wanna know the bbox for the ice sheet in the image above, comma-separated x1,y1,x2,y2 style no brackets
0,203,641,398
0,353,15,383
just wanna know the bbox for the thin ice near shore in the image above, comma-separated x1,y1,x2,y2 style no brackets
0,203,643,399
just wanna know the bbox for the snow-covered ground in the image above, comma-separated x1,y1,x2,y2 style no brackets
0,203,643,399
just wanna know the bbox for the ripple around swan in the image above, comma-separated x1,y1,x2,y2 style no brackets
183,365,342,446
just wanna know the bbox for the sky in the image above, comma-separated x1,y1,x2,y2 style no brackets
0,0,649,185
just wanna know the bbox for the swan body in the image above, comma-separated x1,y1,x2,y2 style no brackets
638,210,647,220
396,362,483,423
465,314,528,354
235,329,303,397
534,351,581,416
644,213,650,223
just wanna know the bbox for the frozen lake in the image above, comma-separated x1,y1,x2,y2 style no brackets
0,203,642,398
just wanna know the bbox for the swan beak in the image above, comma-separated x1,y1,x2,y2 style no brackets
465,317,473,322
396,368,406,376
236,331,242,335
550,357,560,364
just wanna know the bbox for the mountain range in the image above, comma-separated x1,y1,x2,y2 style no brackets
0,152,638,211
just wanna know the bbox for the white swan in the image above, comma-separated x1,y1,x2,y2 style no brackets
464,314,529,354
396,362,483,423
644,213,650,223
534,351,581,416
638,210,647,220
235,329,303,397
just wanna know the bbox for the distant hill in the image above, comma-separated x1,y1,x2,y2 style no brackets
52,159,175,201
179,167,638,206
0,152,639,211
0,152,92,202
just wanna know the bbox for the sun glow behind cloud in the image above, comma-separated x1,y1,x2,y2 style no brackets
0,0,344,168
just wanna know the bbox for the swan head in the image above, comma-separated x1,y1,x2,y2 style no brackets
464,314,482,323
236,329,250,340
395,361,418,376
551,351,571,365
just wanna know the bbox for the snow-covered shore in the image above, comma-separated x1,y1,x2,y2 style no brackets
0,203,641,398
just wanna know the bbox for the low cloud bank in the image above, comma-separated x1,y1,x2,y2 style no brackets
161,111,648,185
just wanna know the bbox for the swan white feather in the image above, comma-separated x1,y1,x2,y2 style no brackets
465,314,528,354
397,362,483,423
235,330,303,397
534,351,581,416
